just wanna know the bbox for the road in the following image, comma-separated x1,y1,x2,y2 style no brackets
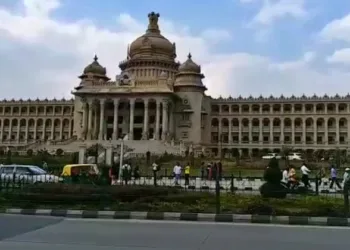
0,214,349,249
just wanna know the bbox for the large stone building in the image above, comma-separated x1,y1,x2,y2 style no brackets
0,12,349,156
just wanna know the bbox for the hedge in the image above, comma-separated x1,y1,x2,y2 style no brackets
0,183,346,217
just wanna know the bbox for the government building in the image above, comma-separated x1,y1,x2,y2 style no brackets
0,12,349,157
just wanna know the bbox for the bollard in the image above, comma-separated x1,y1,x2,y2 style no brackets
153,170,157,187
344,181,349,217
230,174,234,193
215,167,221,214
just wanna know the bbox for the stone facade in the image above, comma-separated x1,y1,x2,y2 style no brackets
0,12,349,155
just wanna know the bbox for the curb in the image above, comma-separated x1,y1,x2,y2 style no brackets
2,208,350,227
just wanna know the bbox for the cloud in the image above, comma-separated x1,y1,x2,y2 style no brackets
319,13,350,43
327,48,350,64
0,0,349,100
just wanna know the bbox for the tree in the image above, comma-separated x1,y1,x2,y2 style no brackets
56,148,64,157
26,149,33,157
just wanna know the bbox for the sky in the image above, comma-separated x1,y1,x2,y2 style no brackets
1,0,350,99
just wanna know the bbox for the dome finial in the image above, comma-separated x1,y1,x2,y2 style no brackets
147,12,160,33
94,54,98,62
188,53,192,59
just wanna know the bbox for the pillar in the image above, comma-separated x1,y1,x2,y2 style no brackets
129,98,135,140
313,119,317,145
98,99,105,141
280,119,284,144
78,144,86,164
302,118,306,146
82,102,88,139
155,100,160,140
292,118,295,144
161,100,168,140
59,119,63,140
228,118,232,144
336,117,339,144
42,122,46,140
112,99,119,140
142,99,149,140
50,119,54,140
87,101,93,140
259,118,262,145
169,104,174,139
17,123,20,142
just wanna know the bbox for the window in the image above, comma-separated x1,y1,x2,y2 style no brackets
182,132,188,138
182,114,190,121
16,167,31,175
0,167,15,174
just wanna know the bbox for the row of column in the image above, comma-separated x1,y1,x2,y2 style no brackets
81,98,173,141
217,117,350,145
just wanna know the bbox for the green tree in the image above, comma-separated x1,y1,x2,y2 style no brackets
26,149,33,157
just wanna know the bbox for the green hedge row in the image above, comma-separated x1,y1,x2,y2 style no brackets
0,183,346,217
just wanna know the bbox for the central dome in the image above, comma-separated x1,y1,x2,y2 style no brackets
129,12,176,60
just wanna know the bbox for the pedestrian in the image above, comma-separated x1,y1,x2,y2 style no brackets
282,167,289,185
211,163,217,181
184,162,190,186
133,165,140,180
329,164,342,190
173,162,181,185
342,168,350,188
200,162,205,179
317,166,326,186
300,162,311,188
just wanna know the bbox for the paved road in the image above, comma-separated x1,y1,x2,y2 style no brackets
1,214,350,249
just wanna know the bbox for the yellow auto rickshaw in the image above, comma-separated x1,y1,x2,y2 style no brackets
61,164,99,180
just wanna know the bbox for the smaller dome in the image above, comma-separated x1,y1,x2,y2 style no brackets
83,55,106,75
178,53,201,73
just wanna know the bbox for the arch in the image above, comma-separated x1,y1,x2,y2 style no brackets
20,107,27,114
37,119,43,126
305,104,313,112
38,106,45,113
211,118,219,127
262,118,270,126
63,119,70,127
19,119,26,127
4,107,11,113
262,104,270,112
12,119,18,126
272,104,281,112
63,106,71,114
294,104,302,112
28,119,35,127
316,103,325,112
283,104,292,113
273,118,281,127
294,118,302,127
252,118,259,127
327,103,336,112
13,107,19,114
211,105,219,113
252,104,260,112
54,106,62,113
4,119,9,126
221,118,229,127
327,117,336,128
232,118,239,127
316,118,324,127
241,105,249,112
46,106,53,113
29,106,36,113
221,105,229,113
45,119,52,127
231,105,239,113
339,117,347,128
54,119,61,127
242,118,249,127
305,118,313,128
284,118,291,127
338,103,347,112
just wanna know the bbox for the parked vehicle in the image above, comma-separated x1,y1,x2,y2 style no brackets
0,164,62,184
262,153,281,160
287,153,303,161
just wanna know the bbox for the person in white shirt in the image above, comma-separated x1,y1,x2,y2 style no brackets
282,167,289,184
300,163,311,188
173,162,182,185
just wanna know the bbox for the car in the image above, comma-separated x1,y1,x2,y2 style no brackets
0,164,62,184
262,153,281,160
287,153,303,161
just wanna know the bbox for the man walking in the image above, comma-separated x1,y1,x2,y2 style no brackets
329,164,342,190
301,163,311,188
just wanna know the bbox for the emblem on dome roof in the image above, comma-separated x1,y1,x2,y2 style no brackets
142,37,151,46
